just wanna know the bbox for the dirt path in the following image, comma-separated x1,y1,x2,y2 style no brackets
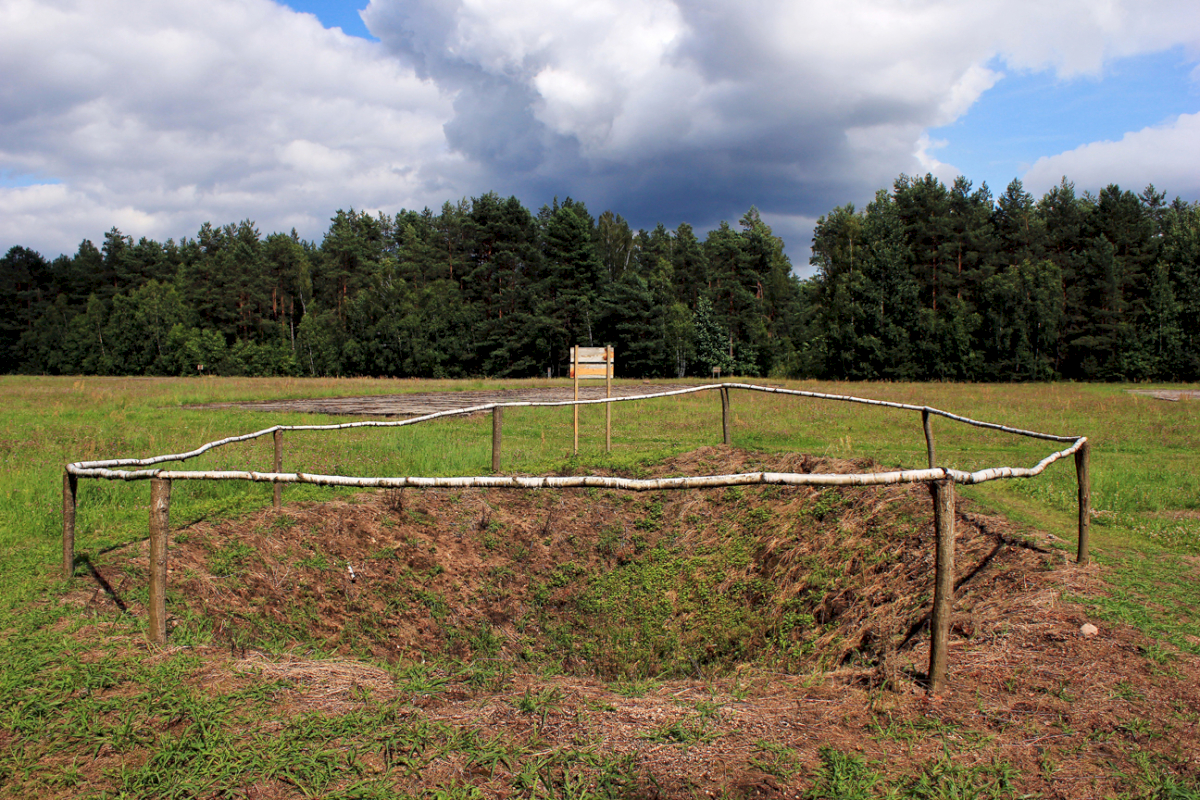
1127,388,1200,401
194,383,694,417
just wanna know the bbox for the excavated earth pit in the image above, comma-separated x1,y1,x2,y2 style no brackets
74,447,1200,798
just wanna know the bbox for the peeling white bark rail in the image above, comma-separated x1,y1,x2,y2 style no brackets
61,383,1090,695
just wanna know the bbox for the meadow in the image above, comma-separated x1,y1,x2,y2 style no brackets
1,375,1198,798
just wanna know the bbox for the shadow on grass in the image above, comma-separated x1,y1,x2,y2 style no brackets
79,554,129,613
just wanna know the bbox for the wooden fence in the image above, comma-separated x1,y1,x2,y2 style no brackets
61,383,1090,695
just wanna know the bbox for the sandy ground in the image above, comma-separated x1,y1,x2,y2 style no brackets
191,384,697,417
1127,389,1200,401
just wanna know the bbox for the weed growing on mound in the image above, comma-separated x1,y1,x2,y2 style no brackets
531,471,932,680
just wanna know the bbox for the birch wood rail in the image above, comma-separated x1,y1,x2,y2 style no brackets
61,382,1090,695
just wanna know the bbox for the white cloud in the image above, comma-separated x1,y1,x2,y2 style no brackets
987,0,1200,76
1023,112,1200,198
938,64,1004,125
0,0,458,256
914,134,959,187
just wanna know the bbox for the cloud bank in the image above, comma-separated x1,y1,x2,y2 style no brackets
1,0,1198,262
1024,112,1200,199
0,0,459,253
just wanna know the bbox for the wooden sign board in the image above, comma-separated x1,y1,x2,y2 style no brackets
571,362,610,379
571,345,615,455
569,346,614,379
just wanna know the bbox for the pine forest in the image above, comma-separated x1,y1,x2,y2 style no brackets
2,176,1198,382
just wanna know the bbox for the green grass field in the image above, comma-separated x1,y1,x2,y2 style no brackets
1,376,1198,798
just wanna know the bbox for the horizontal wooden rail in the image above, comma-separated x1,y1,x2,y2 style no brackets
69,440,1085,489
69,466,953,488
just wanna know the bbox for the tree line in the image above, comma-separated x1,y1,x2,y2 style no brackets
0,195,800,379
2,177,1197,381
807,177,1200,381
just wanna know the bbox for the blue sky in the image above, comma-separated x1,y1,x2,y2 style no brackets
282,0,375,40
2,0,1198,272
928,48,1200,198
0,171,57,189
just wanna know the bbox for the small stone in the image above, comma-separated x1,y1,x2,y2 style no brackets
1080,623,1099,638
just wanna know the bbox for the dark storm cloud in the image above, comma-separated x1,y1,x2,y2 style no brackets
358,0,987,258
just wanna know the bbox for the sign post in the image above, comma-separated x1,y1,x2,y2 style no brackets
570,346,616,454
605,345,613,452
573,347,580,454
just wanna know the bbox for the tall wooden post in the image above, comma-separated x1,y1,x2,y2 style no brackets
922,408,936,468
928,477,955,695
573,347,580,455
720,386,731,446
605,345,612,453
492,406,503,472
1075,439,1091,564
62,472,77,580
273,429,283,510
924,405,942,690
148,477,172,645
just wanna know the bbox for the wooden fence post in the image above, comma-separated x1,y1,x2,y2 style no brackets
148,477,171,645
605,345,612,454
573,347,580,456
492,406,503,472
62,472,77,580
928,477,955,695
720,386,731,446
922,408,936,468
1075,439,1091,564
273,429,283,510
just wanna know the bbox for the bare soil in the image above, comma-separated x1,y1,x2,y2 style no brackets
1127,389,1200,402
75,448,1200,798
191,383,690,416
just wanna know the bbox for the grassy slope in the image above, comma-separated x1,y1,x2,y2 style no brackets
1,375,1198,798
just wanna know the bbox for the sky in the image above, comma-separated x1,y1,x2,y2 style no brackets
2,0,1199,277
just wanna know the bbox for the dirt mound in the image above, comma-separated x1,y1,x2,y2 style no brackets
119,448,1054,681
